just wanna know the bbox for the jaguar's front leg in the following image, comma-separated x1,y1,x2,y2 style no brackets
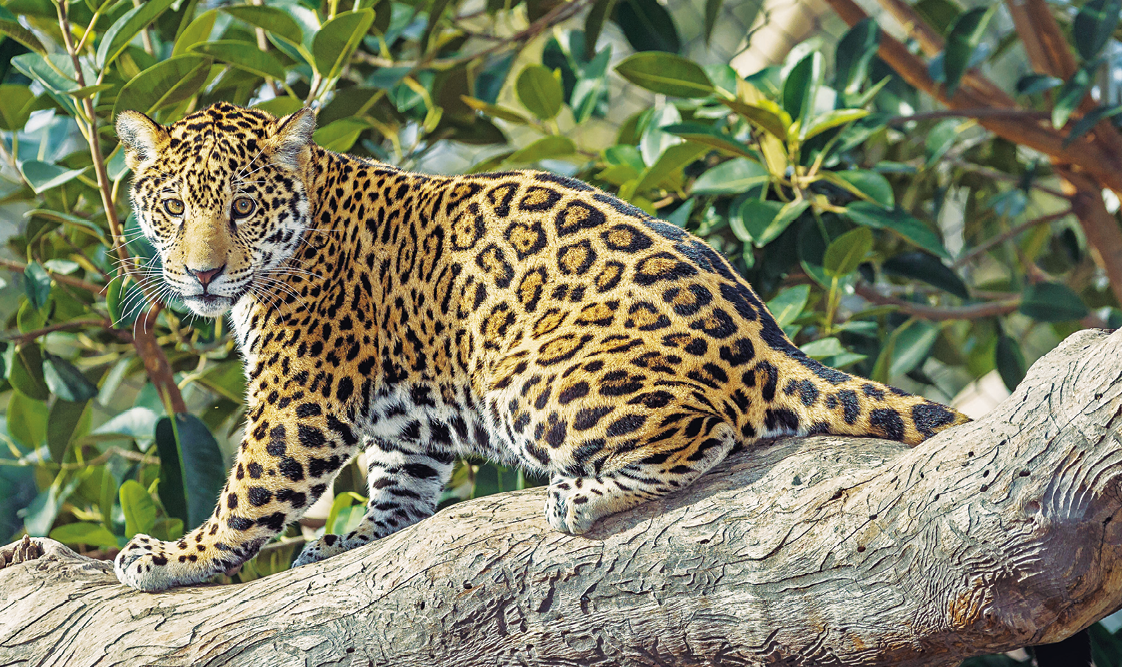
114,402,361,591
294,436,454,565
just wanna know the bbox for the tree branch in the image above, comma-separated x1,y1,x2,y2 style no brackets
2,329,1121,666
855,282,1022,320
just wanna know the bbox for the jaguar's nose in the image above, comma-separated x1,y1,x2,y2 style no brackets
186,264,226,290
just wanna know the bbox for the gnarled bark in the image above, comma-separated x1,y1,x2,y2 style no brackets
2,328,1121,667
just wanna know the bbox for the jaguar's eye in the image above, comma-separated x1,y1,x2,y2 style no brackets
163,199,184,216
232,197,256,218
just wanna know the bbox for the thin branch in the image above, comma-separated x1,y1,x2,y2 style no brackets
947,161,1067,199
953,208,1074,268
353,0,594,72
2,318,116,345
887,109,1050,124
0,258,104,295
854,283,1021,320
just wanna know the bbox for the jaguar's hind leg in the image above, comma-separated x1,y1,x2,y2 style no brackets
546,421,737,534
294,436,454,565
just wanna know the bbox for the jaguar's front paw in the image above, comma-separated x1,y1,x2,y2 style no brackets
293,533,350,566
114,534,211,592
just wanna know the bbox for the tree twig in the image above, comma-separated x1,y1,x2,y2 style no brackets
855,283,1021,320
953,208,1074,268
2,318,116,345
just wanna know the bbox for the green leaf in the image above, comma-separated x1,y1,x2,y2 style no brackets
925,118,960,166
995,334,1026,392
26,209,109,244
824,226,874,277
913,0,965,33
42,354,98,402
221,5,304,44
824,169,894,207
196,362,247,404
49,522,119,549
326,491,367,534
173,8,218,56
722,98,791,139
255,96,306,117
113,55,214,125
1074,0,1122,61
461,96,532,125
1053,63,1096,129
1019,282,1089,322
0,84,34,131
515,64,564,120
662,123,755,158
704,0,723,44
614,52,714,98
96,0,178,69
155,414,227,528
22,261,51,310
505,135,576,164
845,202,950,258
834,19,880,101
802,108,869,141
636,142,707,192
691,158,769,194
800,337,848,358
739,198,808,247
10,53,81,116
7,390,47,448
191,40,287,80
882,252,969,299
612,0,681,53
942,6,996,95
584,0,618,60
313,118,371,152
47,399,87,465
9,344,49,401
766,284,811,328
119,479,157,539
1016,73,1061,96
782,52,821,128
0,6,45,53
19,161,85,195
92,407,161,441
312,9,375,80
889,321,939,377
1063,104,1122,148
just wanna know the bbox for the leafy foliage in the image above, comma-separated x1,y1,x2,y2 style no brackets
0,0,1118,654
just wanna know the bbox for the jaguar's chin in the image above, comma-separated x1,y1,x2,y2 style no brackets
183,293,237,317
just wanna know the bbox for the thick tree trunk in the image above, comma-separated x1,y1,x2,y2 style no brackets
2,328,1121,667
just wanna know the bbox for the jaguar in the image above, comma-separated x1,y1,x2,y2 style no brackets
112,102,968,591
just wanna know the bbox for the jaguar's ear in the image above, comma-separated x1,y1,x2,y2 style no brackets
270,107,316,170
116,111,168,171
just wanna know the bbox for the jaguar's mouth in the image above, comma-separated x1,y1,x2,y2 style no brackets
183,293,237,317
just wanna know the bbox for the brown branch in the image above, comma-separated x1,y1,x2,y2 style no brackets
1054,167,1122,305
855,283,1021,320
130,304,187,415
2,318,115,345
888,109,1050,125
0,258,104,295
1004,0,1122,159
948,161,1067,198
953,208,1074,268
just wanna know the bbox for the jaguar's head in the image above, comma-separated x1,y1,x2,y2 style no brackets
116,102,316,317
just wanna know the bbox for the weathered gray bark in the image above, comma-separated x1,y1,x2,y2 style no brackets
2,328,1121,667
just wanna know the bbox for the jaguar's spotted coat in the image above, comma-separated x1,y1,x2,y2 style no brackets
113,102,968,591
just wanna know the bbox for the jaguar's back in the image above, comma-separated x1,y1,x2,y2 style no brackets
112,102,967,591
